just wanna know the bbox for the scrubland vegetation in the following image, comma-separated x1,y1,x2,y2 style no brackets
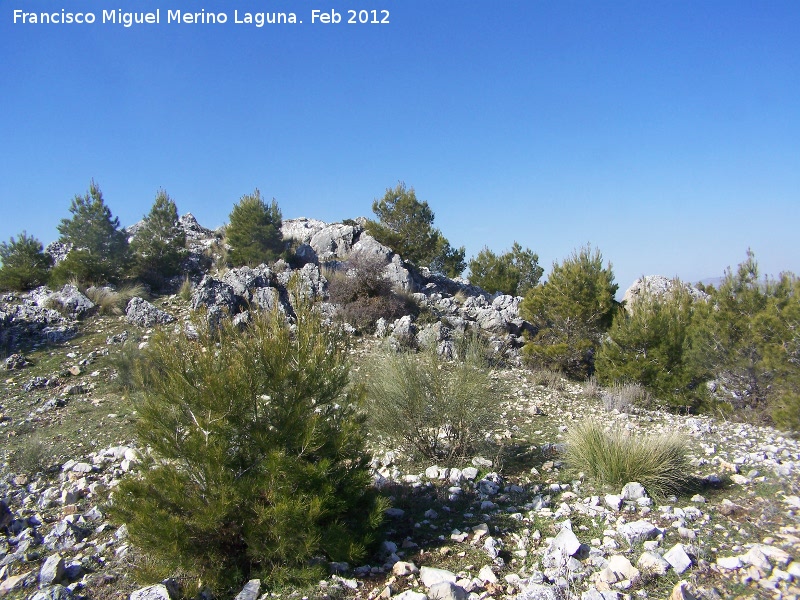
1,179,799,599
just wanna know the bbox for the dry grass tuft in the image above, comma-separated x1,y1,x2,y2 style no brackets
566,419,690,500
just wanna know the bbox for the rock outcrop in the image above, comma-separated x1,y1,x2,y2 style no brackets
622,275,708,312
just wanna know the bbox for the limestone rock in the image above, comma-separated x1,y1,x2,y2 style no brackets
664,544,693,574
419,566,457,588
125,297,175,327
622,276,708,312
392,561,419,576
669,581,698,600
46,285,96,319
130,584,173,600
637,551,669,576
428,581,466,600
620,482,647,501
617,520,659,545
233,579,261,600
38,553,65,587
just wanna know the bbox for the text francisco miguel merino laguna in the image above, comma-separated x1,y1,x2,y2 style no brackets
12,8,305,27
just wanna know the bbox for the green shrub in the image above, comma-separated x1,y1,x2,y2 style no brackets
226,190,283,267
365,182,465,277
565,420,690,500
364,339,499,462
468,242,543,296
521,245,618,378
0,231,52,291
596,282,700,410
130,190,187,289
53,180,130,285
685,251,800,426
109,305,385,593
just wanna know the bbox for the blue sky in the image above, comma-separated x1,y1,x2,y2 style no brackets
2,0,798,291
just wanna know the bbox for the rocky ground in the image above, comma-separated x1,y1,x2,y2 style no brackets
1,215,799,600
1,294,799,600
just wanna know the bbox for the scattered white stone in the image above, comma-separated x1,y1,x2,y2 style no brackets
607,555,640,581
393,591,428,600
617,520,660,545
637,551,670,576
130,584,173,600
461,467,479,480
419,566,457,588
234,579,261,600
621,482,647,500
427,581,466,600
477,565,497,584
716,556,743,570
754,544,792,566
393,561,419,576
664,544,693,574
741,547,771,571
38,553,65,587
604,495,623,511
472,523,490,540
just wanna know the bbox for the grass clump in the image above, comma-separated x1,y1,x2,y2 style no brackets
530,368,566,390
9,433,52,476
85,284,146,315
178,276,193,301
602,382,652,412
364,336,500,462
565,419,690,500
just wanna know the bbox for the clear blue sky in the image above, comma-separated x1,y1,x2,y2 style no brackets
2,0,798,291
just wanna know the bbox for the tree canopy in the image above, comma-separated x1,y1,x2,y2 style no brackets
365,182,465,277
226,190,284,267
130,189,187,288
0,231,52,291
521,245,618,378
52,180,130,284
468,242,543,296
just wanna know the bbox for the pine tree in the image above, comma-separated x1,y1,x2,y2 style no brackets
521,245,618,378
366,183,466,277
685,251,800,424
52,180,130,284
468,242,544,296
130,189,186,289
0,232,52,291
226,190,284,267
110,304,385,593
595,282,701,409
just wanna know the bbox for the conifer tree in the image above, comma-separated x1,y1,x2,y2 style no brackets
0,231,52,290
595,282,700,409
685,251,800,424
52,180,130,284
226,190,284,267
110,304,385,593
366,182,466,277
130,189,186,288
468,242,543,296
521,245,618,378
